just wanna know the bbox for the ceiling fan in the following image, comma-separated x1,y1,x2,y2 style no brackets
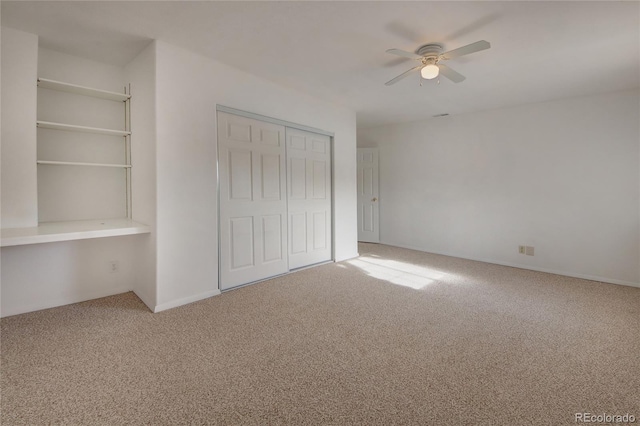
385,40,490,86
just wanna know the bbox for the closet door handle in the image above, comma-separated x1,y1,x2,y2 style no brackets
372,197,378,202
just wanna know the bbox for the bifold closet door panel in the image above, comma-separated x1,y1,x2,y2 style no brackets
286,128,332,270
218,112,288,290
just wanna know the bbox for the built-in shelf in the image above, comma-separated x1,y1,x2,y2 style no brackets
1,218,150,247
37,120,131,137
34,78,134,229
37,160,132,168
37,78,130,102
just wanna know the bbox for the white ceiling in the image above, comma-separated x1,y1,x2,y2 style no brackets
2,1,639,129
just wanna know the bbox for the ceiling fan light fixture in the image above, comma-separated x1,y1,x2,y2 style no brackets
421,64,439,80
385,40,489,86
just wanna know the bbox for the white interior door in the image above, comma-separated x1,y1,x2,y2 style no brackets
218,112,288,290
287,128,332,269
357,148,380,243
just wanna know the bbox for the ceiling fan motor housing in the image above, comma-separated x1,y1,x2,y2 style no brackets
417,43,444,61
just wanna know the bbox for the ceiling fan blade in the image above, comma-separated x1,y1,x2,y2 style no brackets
385,65,422,86
438,64,466,83
440,40,490,60
386,48,423,60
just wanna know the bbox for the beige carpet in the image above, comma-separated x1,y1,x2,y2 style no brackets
2,243,639,425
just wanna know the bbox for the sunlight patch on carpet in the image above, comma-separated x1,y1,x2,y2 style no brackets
347,256,447,289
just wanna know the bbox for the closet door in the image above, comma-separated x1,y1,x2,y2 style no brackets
218,112,288,290
286,128,332,270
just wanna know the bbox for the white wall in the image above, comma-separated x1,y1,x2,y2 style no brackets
1,237,138,317
1,27,38,228
125,41,157,310
358,90,640,287
153,41,357,310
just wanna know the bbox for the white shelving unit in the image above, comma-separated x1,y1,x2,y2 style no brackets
36,77,133,216
0,77,149,247
37,161,132,168
37,78,131,102
36,120,131,137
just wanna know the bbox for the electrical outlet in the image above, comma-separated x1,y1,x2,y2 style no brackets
525,246,535,256
109,261,119,273
518,246,526,254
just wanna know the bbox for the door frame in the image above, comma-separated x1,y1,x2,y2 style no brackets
215,105,335,291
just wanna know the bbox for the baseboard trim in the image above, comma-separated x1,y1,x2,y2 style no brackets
379,242,640,289
153,289,221,313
